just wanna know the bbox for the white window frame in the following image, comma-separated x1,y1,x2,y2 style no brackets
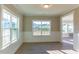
11,14,19,43
1,6,19,49
1,9,11,49
32,20,51,36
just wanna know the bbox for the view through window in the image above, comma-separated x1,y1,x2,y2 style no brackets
1,9,19,49
62,23,73,33
32,21,51,36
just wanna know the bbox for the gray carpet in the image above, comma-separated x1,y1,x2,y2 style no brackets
15,42,78,54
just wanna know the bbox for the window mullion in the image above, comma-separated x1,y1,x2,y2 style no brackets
41,21,42,36
10,15,12,44
16,17,18,41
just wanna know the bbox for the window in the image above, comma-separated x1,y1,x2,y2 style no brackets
62,12,74,33
11,15,18,43
67,23,73,33
41,21,50,35
32,21,51,36
1,9,19,49
1,9,11,48
62,23,73,33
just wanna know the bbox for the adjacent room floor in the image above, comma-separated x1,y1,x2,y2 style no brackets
15,41,78,54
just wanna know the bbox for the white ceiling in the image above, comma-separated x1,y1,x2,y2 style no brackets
14,4,79,16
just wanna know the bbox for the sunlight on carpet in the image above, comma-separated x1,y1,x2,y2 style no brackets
47,50,79,54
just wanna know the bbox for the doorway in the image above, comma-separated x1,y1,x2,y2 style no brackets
61,12,74,47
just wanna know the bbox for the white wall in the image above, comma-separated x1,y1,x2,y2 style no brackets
0,5,23,54
23,32,60,42
73,7,79,51
23,16,61,42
